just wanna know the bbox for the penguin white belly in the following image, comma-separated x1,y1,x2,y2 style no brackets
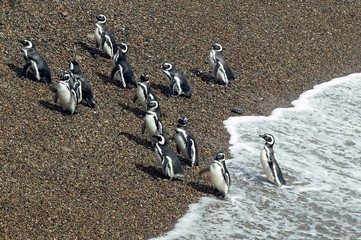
57,85,75,113
94,28,102,48
209,50,216,69
145,114,159,137
27,60,40,80
136,86,147,109
260,149,276,183
154,145,163,163
103,35,114,58
210,164,228,195
216,66,228,85
171,77,182,96
175,132,188,158
113,66,126,87
162,156,174,179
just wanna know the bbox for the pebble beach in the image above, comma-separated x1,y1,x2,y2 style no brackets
1,1,361,239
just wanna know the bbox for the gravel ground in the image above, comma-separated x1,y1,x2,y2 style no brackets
1,1,360,239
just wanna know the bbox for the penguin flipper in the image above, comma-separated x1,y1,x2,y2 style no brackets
223,62,235,81
187,138,198,166
73,81,82,103
23,62,32,77
110,66,118,81
123,68,136,88
272,158,286,185
176,144,180,154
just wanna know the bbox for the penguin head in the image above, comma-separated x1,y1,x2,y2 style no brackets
96,14,106,23
59,71,72,82
139,72,149,83
147,100,158,110
212,43,223,52
162,62,173,72
68,60,81,74
214,151,226,161
20,39,33,49
118,43,128,54
177,115,188,126
260,133,275,146
153,134,167,146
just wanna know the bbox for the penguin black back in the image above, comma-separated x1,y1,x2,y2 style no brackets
20,39,52,83
68,60,96,108
111,43,136,88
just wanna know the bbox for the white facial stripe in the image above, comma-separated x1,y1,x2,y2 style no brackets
173,76,182,95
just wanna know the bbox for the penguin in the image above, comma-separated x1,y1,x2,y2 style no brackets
54,71,82,115
209,43,235,85
94,14,117,59
259,133,286,186
161,63,192,98
153,134,185,180
133,72,153,110
146,92,161,120
111,43,136,88
20,39,52,83
141,100,164,143
174,115,199,167
199,151,231,197
94,14,106,49
68,60,96,108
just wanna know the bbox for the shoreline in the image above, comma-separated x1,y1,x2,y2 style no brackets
1,1,361,239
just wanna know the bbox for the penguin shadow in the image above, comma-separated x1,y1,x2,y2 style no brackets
118,102,145,119
175,154,193,168
135,163,164,180
7,63,23,78
76,41,103,58
190,68,231,88
150,83,170,96
188,181,216,195
38,100,66,114
119,131,152,149
190,68,216,84
96,72,127,88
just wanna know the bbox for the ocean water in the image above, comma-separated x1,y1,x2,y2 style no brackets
155,73,361,240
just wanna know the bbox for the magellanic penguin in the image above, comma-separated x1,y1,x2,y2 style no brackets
111,43,136,88
55,71,82,115
209,43,235,86
259,133,286,186
174,116,199,167
69,60,96,108
153,134,185,180
162,63,192,98
146,92,161,119
94,14,117,59
142,100,164,143
20,39,52,83
199,151,231,197
133,72,153,110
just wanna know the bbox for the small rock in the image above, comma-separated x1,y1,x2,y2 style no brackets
75,55,83,61
61,146,72,152
86,33,95,41
231,107,244,115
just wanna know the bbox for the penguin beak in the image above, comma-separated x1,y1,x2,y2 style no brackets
259,134,266,140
